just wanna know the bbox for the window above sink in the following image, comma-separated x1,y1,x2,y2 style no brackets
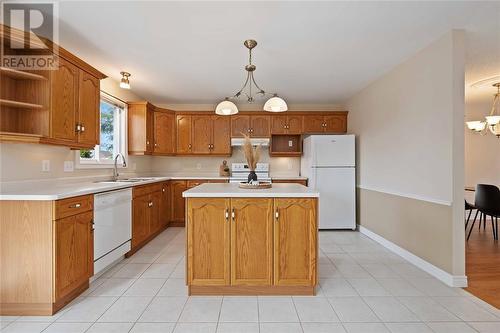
75,93,128,169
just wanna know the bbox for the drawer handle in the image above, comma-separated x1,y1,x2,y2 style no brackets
69,203,81,208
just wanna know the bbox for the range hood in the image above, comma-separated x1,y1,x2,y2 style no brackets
231,138,270,146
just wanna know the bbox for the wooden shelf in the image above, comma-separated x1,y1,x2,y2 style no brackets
0,67,47,81
0,99,44,109
270,134,302,157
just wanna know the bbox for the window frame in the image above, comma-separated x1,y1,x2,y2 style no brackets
75,92,128,169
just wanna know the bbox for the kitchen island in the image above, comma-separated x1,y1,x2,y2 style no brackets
183,183,319,295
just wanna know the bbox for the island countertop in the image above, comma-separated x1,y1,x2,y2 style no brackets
182,182,319,198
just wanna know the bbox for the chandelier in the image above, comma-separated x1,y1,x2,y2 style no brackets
466,83,500,138
215,39,287,115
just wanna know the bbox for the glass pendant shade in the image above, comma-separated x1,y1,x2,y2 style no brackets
485,115,500,125
215,100,239,115
263,96,288,112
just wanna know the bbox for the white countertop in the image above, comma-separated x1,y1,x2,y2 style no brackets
0,174,308,201
183,183,319,198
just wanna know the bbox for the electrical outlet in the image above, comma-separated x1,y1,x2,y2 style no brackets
42,160,50,172
63,161,74,172
288,140,293,147
196,163,202,170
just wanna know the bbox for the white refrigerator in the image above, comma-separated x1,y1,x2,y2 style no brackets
301,135,356,230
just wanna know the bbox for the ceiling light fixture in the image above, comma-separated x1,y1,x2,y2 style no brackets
215,39,287,115
119,71,131,89
466,83,500,138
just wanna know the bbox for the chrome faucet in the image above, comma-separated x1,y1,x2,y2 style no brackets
113,153,127,180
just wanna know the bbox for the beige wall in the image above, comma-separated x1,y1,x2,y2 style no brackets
0,78,152,182
347,31,465,277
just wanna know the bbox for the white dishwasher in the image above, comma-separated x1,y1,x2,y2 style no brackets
94,188,132,275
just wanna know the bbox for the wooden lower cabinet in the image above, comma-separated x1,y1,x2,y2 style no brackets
171,180,188,226
54,211,93,300
274,198,317,286
130,184,164,253
159,181,170,226
231,198,273,286
186,197,317,295
0,195,94,315
272,179,308,186
187,198,230,286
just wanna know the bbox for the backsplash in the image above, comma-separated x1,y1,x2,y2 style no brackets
0,145,300,183
151,147,301,177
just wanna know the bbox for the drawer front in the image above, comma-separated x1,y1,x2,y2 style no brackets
133,183,162,198
187,180,209,188
55,195,94,219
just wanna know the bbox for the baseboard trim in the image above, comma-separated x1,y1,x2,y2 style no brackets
358,225,467,288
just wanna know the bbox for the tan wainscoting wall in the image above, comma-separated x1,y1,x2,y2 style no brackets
357,188,453,274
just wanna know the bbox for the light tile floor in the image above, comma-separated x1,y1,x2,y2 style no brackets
2,228,500,333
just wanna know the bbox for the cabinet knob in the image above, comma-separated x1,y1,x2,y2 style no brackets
148,201,153,207
188,144,192,149
80,125,85,132
75,124,81,133
154,143,158,147
275,209,279,221
231,208,235,222
162,188,165,193
225,209,229,221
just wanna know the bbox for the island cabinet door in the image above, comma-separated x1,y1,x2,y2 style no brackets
273,198,317,286
187,198,230,286
230,198,273,286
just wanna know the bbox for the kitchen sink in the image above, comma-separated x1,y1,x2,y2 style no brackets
94,177,156,184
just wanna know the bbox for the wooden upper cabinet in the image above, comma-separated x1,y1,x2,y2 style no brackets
54,210,93,300
128,102,154,155
50,57,79,143
191,115,212,154
271,115,303,134
231,115,250,137
323,115,347,133
231,198,273,286
77,70,100,146
176,115,192,154
187,198,230,286
231,115,270,137
250,115,270,137
303,113,347,133
274,198,317,286
211,116,231,155
302,115,325,133
153,110,175,155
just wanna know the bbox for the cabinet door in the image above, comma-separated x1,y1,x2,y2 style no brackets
274,198,317,286
191,115,212,154
271,115,287,134
250,115,270,137
77,70,100,147
323,115,347,133
51,57,79,142
154,112,175,154
54,211,92,300
231,115,250,137
211,116,231,154
171,180,187,224
149,191,162,234
302,115,325,133
187,198,230,286
231,198,273,286
146,105,154,154
287,115,303,134
176,115,192,153
132,194,151,248
159,182,170,226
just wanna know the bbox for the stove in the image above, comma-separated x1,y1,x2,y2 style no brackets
229,163,271,183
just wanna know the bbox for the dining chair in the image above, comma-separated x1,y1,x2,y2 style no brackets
467,184,500,241
465,200,476,230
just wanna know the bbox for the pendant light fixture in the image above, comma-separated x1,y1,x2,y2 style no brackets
215,39,287,115
466,83,500,138
119,71,131,89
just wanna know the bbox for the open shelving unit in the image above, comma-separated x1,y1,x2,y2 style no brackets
0,65,50,140
269,134,303,157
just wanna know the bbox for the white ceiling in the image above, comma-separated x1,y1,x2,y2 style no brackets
52,1,498,106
